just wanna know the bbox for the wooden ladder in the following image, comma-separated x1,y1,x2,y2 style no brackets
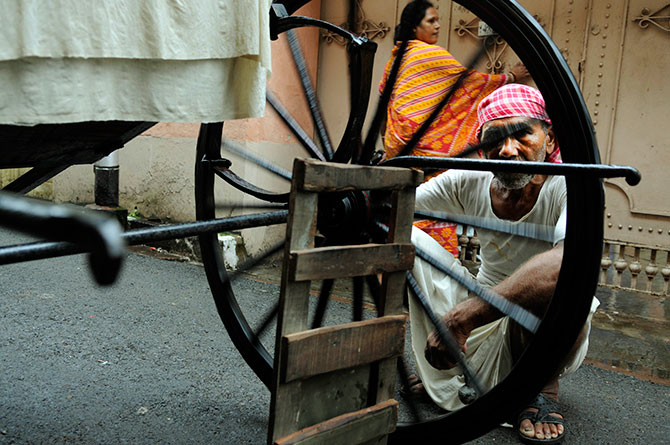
268,159,423,445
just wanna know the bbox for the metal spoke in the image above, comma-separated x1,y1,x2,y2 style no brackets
406,272,485,397
396,357,423,423
414,246,540,333
311,279,334,329
266,92,326,162
364,274,382,311
251,303,279,346
228,240,286,282
284,27,333,160
353,276,364,321
216,202,289,211
361,38,411,164
393,39,490,159
415,209,556,243
222,139,292,181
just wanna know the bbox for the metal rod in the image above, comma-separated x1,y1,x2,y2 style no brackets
414,246,540,333
222,139,292,181
0,211,288,265
406,272,485,396
284,22,334,160
266,92,326,161
381,156,641,185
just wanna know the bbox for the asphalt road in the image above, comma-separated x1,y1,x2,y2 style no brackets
0,228,667,444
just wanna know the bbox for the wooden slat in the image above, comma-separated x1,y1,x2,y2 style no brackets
293,159,423,192
274,399,398,445
289,243,414,282
281,315,406,383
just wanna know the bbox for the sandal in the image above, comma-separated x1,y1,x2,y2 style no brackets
517,393,565,444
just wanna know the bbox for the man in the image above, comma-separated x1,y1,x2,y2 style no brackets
408,84,598,444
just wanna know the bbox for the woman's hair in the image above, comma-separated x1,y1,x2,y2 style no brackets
394,0,434,41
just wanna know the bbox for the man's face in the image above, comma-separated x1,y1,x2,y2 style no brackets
414,7,440,44
480,116,554,189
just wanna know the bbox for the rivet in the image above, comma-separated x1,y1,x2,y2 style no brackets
604,24,609,29
649,228,654,233
603,34,607,39
606,13,610,18
608,223,613,227
628,225,633,230
566,38,570,42
596,91,601,96
639,227,643,231
607,3,611,8
599,62,604,67
659,229,663,234
619,225,623,229
594,110,599,115
607,213,611,218
602,43,607,48
598,72,603,77
567,19,572,24
601,53,605,58
596,101,600,105
567,29,572,33
594,120,598,125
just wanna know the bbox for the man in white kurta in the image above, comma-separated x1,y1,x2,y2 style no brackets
409,84,598,443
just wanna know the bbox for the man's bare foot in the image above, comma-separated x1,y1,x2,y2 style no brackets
403,374,429,401
517,393,564,443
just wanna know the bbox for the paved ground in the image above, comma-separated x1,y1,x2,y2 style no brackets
1,229,668,444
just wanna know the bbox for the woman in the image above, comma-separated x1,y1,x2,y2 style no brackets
379,0,530,256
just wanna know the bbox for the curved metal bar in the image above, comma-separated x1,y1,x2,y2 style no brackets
0,191,124,285
211,164,290,203
273,15,364,45
381,156,641,185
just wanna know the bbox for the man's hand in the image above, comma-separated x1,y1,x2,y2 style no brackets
424,306,474,370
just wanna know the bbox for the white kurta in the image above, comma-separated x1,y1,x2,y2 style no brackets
410,170,598,411
0,0,272,124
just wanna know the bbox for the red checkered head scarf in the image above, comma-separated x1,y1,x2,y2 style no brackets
476,84,561,162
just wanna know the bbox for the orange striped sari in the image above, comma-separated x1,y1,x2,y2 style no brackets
379,40,507,256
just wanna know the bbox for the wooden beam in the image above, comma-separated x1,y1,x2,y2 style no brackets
293,159,423,192
281,315,406,383
273,399,398,445
288,243,414,282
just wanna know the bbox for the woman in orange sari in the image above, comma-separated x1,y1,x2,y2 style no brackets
379,0,529,256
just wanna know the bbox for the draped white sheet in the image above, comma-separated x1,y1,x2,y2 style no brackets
0,0,272,124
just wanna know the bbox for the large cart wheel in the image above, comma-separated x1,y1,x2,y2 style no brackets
195,1,613,442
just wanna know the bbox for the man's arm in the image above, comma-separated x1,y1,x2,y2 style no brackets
424,242,564,370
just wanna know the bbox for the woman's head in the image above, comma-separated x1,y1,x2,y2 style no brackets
395,1,440,44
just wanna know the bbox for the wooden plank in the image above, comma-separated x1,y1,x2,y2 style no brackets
281,315,406,383
269,187,319,443
289,243,415,282
292,159,423,192
274,399,398,445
